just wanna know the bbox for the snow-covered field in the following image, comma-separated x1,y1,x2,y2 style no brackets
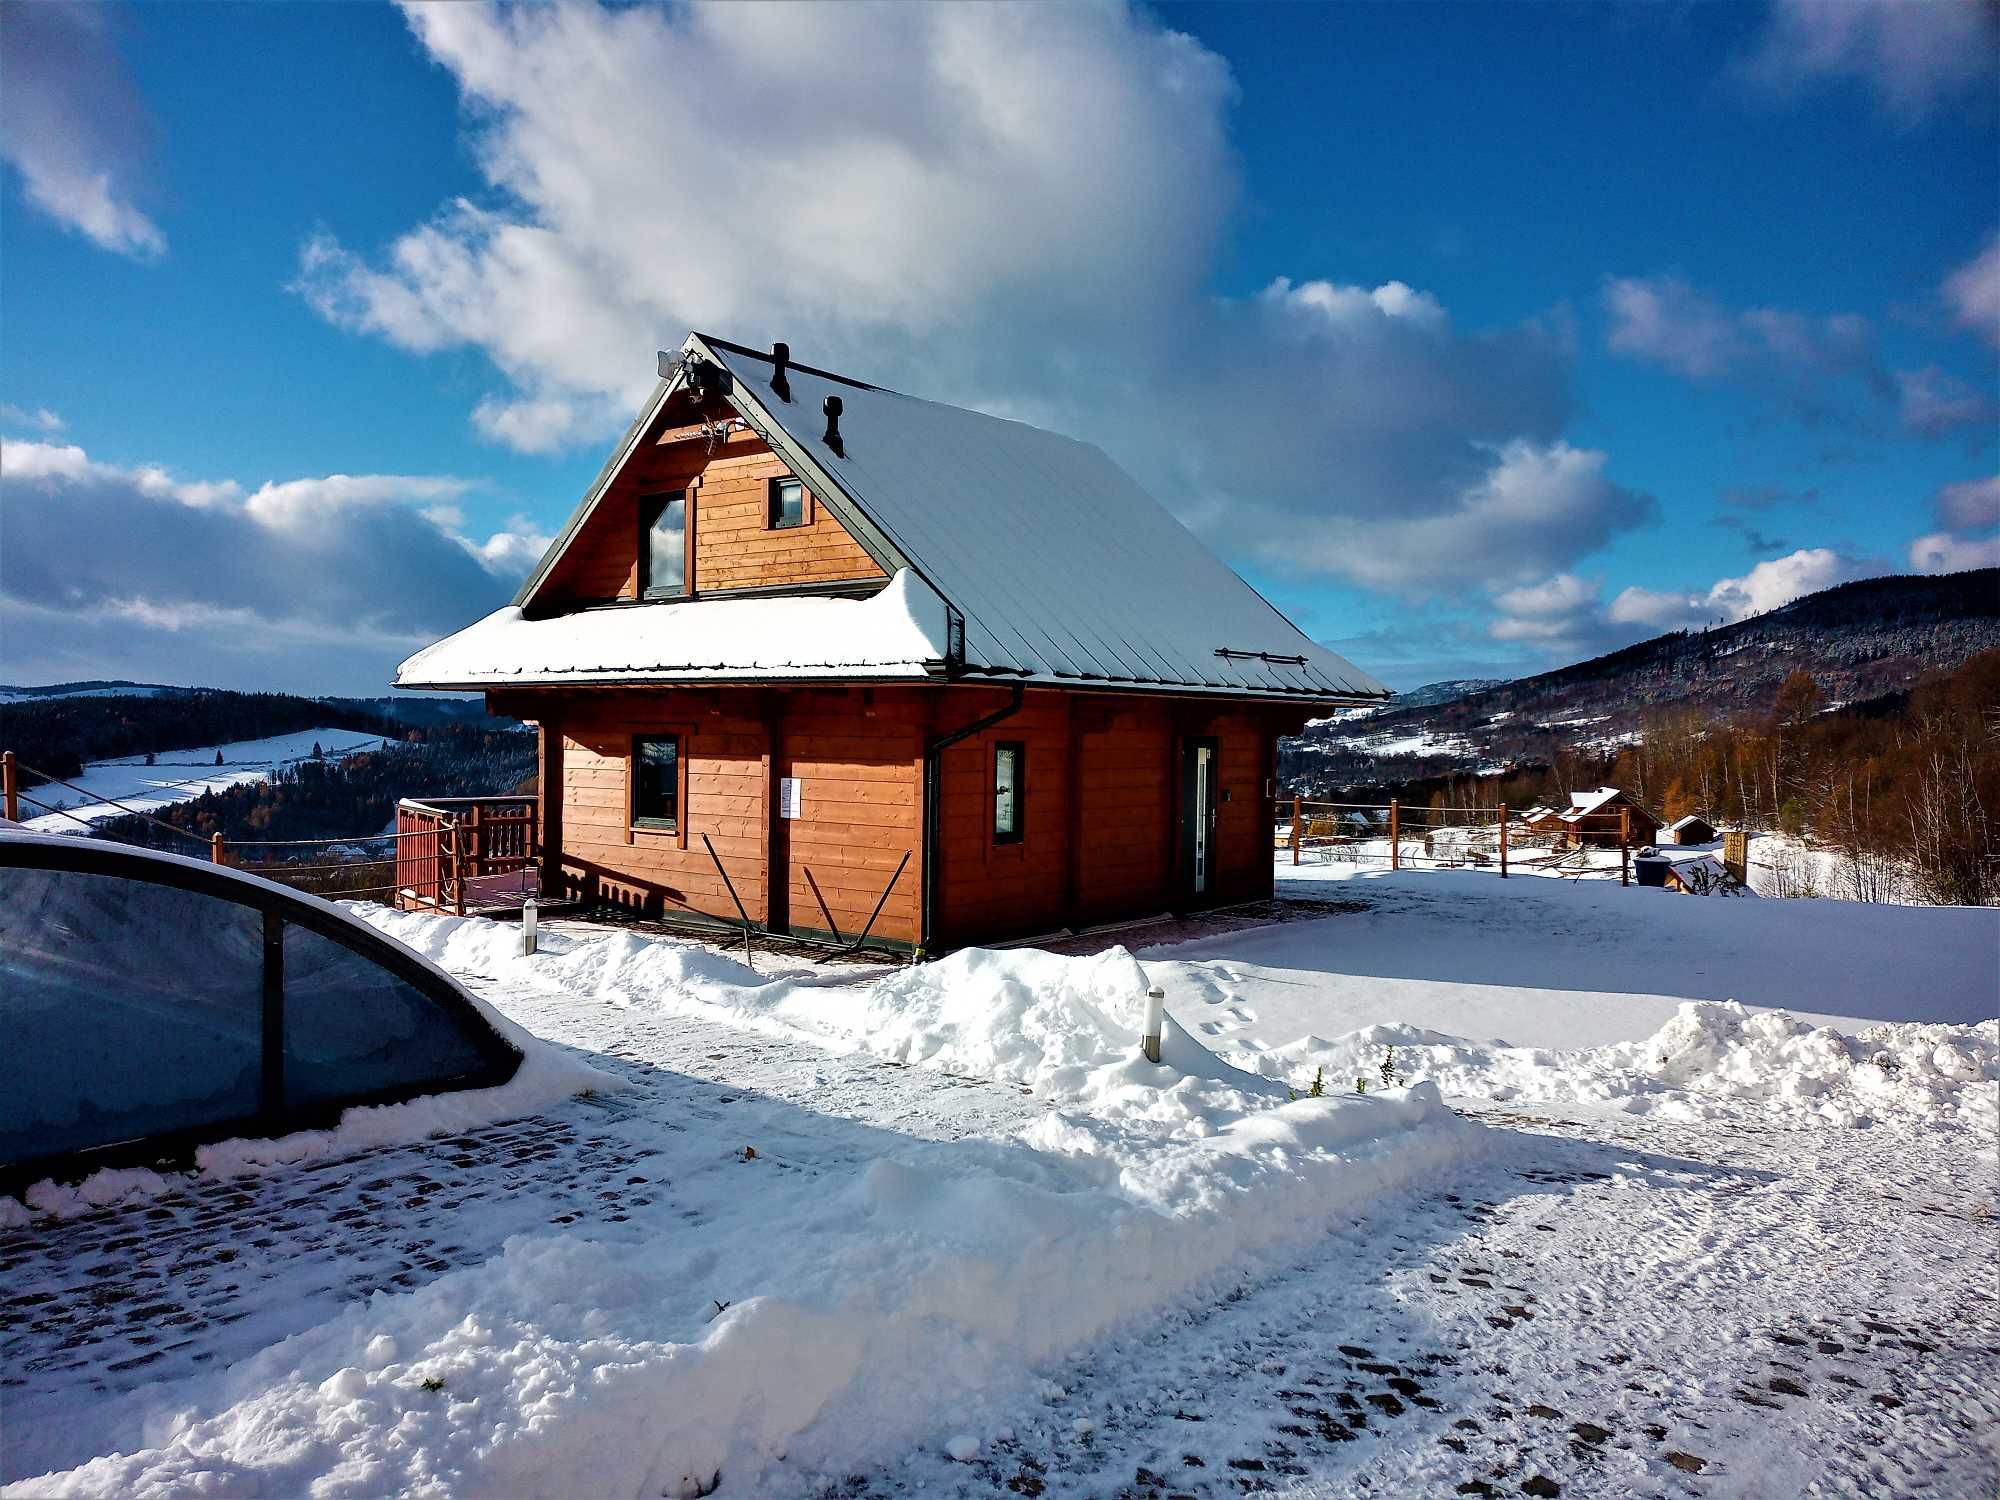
18,727,390,833
2,861,1994,1497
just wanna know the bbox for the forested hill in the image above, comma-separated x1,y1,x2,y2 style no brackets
1,688,512,787
1325,568,1999,766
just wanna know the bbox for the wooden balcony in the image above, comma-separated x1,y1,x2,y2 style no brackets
395,796,538,915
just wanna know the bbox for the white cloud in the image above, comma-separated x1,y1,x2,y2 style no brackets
1734,0,1999,121
1240,440,1652,596
1602,274,1873,388
1935,474,2000,533
1943,232,2000,350
293,1,1639,604
296,1,1238,445
0,438,536,693
1608,548,1870,631
0,403,64,434
0,6,165,258
1895,365,1998,439
1909,531,2000,573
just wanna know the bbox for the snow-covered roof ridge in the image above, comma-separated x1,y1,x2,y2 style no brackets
484,333,1388,703
1667,814,1710,831
398,568,954,688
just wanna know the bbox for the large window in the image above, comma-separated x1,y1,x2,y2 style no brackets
640,490,687,598
994,741,1024,844
634,735,681,831
768,476,806,530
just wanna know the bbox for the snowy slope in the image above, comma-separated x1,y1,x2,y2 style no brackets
19,727,390,833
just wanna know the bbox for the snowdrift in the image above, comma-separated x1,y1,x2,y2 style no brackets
1255,1002,1999,1132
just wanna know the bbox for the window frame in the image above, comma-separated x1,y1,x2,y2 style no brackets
637,488,689,600
992,739,1025,845
629,731,689,845
767,474,811,531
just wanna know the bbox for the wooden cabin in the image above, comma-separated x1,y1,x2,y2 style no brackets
1664,814,1717,845
1558,787,1662,849
398,334,1388,952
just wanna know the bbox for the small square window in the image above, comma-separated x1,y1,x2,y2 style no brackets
994,741,1023,844
634,736,680,830
769,476,806,530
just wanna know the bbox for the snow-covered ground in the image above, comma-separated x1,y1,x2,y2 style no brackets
3,860,1994,1497
18,727,391,833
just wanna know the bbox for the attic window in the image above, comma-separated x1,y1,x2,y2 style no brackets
768,476,806,530
640,490,687,598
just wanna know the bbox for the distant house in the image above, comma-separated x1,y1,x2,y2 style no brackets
1516,805,1565,833
1558,787,1661,848
1664,814,1717,846
398,334,1389,952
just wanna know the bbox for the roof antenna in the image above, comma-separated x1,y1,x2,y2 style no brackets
822,395,845,458
770,342,791,403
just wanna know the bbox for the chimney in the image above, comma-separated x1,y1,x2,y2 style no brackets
770,342,791,403
822,395,845,458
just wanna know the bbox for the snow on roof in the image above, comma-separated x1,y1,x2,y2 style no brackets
1562,787,1623,820
490,335,1388,703
398,569,952,688
1667,814,1711,831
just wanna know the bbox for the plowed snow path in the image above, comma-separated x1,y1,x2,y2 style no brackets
832,1107,1998,1499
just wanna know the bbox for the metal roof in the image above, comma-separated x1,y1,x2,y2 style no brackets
506,334,1389,703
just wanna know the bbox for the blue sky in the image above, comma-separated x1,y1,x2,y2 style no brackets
2,0,1995,695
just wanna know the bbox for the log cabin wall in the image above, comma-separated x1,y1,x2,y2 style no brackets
777,687,925,946
549,691,774,928
533,425,883,608
932,690,1278,945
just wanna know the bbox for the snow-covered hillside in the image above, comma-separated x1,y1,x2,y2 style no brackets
19,727,390,833
2,862,1993,1497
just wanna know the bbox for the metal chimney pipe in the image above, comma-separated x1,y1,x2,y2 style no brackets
822,395,845,457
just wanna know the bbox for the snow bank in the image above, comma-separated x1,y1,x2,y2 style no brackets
11,922,1477,1499
1254,1003,1999,1132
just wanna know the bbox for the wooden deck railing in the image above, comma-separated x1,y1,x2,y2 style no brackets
395,796,538,915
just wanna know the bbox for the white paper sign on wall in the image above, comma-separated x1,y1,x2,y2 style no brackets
779,777,802,820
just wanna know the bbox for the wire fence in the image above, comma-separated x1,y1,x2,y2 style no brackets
1273,796,1640,884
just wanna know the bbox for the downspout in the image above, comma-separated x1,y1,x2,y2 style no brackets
920,682,1025,957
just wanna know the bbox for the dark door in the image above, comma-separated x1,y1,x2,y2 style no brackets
1180,736,1219,903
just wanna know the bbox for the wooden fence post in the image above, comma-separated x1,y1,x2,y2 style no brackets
1620,806,1631,887
211,832,227,866
450,818,466,917
1389,799,1400,871
1291,795,1302,866
1499,804,1508,878
2,750,15,822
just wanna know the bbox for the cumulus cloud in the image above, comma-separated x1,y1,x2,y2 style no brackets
0,438,542,694
1943,232,2000,350
0,5,165,258
1908,531,2000,573
1609,548,1873,631
1907,473,2000,575
1733,0,1999,121
292,1,1647,603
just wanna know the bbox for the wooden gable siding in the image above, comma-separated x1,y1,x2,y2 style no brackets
693,445,883,592
534,427,883,608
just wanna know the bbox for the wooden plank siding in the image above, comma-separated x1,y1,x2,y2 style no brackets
535,425,882,608
516,684,1282,952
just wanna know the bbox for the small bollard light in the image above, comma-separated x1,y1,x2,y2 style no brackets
521,896,538,956
1142,984,1164,1064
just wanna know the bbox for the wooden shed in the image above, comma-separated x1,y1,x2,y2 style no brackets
1664,814,1717,846
398,335,1388,952
1558,787,1662,849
